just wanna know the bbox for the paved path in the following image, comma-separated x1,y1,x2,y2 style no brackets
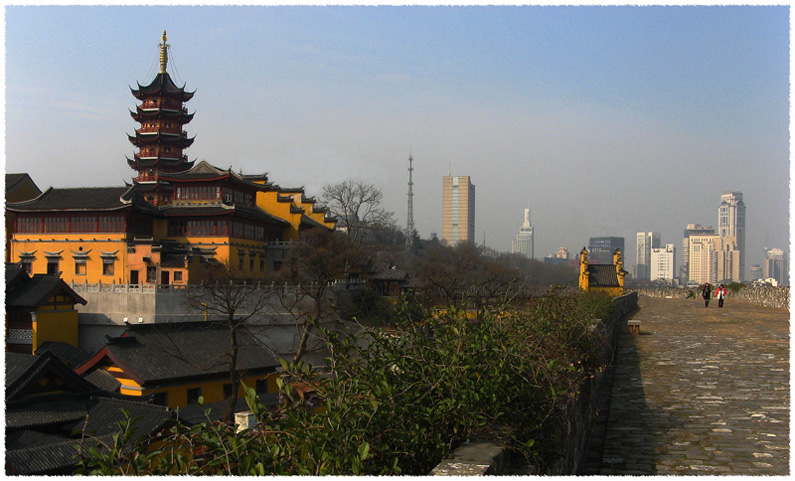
587,296,789,475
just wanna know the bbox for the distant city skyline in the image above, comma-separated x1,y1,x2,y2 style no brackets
5,5,789,269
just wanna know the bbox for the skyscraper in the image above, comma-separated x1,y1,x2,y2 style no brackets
442,175,475,245
718,191,746,280
511,208,534,259
636,231,661,281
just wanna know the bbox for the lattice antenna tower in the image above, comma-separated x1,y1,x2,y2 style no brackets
406,153,415,246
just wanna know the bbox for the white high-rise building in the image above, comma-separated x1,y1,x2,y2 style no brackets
650,244,675,284
511,208,534,259
718,192,746,280
636,231,661,281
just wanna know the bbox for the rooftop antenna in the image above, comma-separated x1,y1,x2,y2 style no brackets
406,152,415,247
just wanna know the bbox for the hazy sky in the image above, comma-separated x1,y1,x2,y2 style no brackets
4,4,790,273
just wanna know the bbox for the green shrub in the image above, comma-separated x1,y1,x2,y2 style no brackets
76,292,616,475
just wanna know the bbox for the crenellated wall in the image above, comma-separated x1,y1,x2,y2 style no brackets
631,286,789,310
431,292,639,475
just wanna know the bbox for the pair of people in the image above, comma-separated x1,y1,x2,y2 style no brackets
701,283,727,308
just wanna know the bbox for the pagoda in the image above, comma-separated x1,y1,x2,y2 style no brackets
127,30,196,205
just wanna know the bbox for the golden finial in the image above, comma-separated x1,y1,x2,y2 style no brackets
159,30,169,73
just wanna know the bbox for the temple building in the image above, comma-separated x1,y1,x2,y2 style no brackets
6,31,335,286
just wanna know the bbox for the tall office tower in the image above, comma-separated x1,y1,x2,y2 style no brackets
511,208,534,259
650,243,675,284
405,154,415,246
442,175,475,245
588,237,625,265
681,224,715,281
763,248,788,286
718,191,746,280
636,231,661,281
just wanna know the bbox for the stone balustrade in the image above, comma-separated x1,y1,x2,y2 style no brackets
631,286,789,310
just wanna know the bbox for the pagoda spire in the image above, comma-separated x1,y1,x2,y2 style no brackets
159,30,169,73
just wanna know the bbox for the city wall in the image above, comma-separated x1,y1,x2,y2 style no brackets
431,291,639,475
631,286,789,310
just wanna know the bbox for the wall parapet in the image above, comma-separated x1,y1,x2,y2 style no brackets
430,291,638,476
631,286,789,310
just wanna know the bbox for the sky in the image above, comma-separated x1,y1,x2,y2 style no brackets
4,4,790,276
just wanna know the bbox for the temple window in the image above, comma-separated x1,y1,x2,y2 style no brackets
102,259,115,276
46,258,59,275
187,387,202,404
75,259,87,276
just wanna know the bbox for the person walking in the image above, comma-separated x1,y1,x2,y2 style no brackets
715,284,727,308
701,283,712,307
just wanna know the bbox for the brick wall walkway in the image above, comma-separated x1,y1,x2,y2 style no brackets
583,296,789,475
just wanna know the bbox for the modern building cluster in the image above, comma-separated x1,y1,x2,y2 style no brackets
681,191,746,285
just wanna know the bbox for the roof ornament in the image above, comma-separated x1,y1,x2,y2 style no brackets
159,30,169,73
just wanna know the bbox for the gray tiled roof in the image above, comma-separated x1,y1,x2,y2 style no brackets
6,173,31,191
6,186,130,211
5,274,86,308
83,369,122,392
5,263,29,287
587,264,620,287
6,397,89,430
6,352,97,401
5,352,40,388
6,429,101,475
35,341,92,368
6,396,174,475
99,322,279,384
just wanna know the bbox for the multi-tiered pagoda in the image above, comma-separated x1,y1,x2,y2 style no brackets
127,31,196,205
7,31,335,287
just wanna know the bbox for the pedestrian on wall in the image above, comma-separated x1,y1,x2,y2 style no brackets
701,283,711,307
715,284,727,308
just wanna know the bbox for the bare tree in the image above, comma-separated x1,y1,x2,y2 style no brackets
181,266,276,423
321,180,395,245
271,228,371,362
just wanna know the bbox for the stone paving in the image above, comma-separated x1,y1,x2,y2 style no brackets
588,296,789,475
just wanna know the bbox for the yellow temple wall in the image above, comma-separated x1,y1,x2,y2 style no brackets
9,234,127,284
32,308,79,350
